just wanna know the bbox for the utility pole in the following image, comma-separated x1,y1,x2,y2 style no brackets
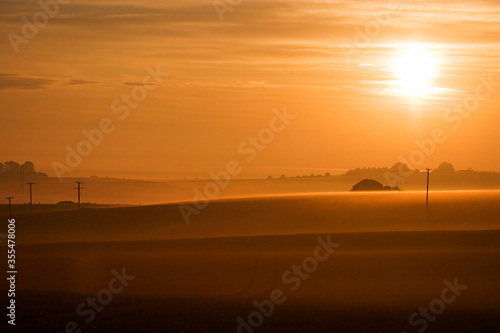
75,181,84,210
426,168,431,209
5,196,14,219
27,182,36,213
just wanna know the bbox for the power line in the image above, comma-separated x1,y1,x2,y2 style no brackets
5,196,14,218
426,168,432,209
27,182,36,213
74,181,84,210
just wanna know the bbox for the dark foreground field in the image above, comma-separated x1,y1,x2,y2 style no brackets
2,192,500,332
10,292,500,332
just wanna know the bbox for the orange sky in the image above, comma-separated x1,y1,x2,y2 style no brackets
1,0,499,179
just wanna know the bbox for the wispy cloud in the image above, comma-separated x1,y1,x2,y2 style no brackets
0,73,55,90
65,79,105,86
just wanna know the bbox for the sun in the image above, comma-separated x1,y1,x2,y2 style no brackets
392,44,438,97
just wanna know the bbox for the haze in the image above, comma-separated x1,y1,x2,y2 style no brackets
1,0,499,179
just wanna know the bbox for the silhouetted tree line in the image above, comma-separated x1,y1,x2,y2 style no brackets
267,162,461,180
0,161,48,182
346,162,458,176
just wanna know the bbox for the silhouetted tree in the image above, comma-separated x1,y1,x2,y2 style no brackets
3,161,20,175
437,162,455,171
351,179,384,191
390,162,412,173
351,179,399,191
22,161,35,175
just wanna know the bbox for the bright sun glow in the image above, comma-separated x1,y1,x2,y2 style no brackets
392,44,438,97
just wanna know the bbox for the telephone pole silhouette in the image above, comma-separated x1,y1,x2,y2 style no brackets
27,182,36,213
75,181,84,210
5,196,14,218
426,168,431,209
